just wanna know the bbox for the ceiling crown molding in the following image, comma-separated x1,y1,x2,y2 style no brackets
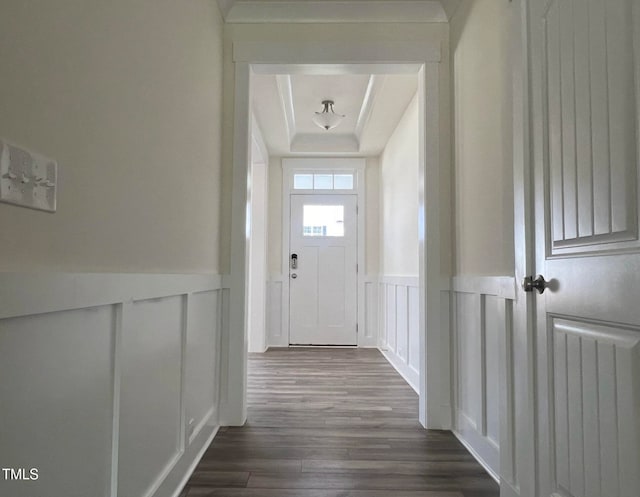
219,1,455,24
216,0,237,19
354,75,384,144
275,75,296,145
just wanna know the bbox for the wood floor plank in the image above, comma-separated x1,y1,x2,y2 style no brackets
184,348,499,497
347,448,475,462
195,458,301,473
186,488,464,497
203,446,350,461
245,472,499,491
300,459,489,476
186,471,250,487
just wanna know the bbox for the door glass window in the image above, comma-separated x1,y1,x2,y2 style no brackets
313,174,333,189
333,174,354,190
293,173,355,190
303,205,344,237
293,174,313,190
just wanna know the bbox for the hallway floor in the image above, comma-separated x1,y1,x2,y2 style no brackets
181,348,499,497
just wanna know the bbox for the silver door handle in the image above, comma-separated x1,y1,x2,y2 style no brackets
291,273,297,279
522,274,547,294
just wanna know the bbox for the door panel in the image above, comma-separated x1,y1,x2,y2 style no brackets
530,0,640,496
549,319,640,497
542,0,638,256
289,194,357,345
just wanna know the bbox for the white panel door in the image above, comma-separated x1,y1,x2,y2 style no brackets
289,194,357,345
529,0,640,496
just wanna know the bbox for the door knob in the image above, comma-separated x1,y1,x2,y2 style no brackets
522,274,547,294
291,273,297,279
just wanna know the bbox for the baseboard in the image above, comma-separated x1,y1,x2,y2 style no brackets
152,425,219,497
452,429,499,483
380,348,419,393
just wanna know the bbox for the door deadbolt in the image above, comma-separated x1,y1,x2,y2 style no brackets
522,274,547,294
291,253,298,269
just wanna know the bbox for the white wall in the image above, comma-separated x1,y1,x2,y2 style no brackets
0,0,223,273
267,157,284,276
365,157,380,275
451,0,514,276
379,93,420,277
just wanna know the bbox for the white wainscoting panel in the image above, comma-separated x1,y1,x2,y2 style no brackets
361,278,378,347
386,284,397,352
0,273,223,497
452,275,516,482
378,275,420,392
409,288,420,374
0,305,116,497
266,275,286,347
119,296,184,497
186,291,219,444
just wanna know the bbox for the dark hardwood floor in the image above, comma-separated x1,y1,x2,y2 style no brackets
182,348,499,497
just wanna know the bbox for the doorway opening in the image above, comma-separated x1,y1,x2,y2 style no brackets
224,47,450,432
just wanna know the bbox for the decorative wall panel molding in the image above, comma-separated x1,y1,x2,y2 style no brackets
452,275,517,483
0,273,223,497
378,275,420,392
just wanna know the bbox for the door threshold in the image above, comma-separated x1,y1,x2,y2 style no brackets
288,345,357,348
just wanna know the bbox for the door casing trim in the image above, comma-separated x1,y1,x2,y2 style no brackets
223,41,451,432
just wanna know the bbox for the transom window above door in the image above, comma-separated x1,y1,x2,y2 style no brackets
293,173,354,191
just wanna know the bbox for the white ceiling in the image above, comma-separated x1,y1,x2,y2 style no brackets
251,69,418,156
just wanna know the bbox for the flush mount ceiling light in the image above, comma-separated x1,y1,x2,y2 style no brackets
312,100,345,131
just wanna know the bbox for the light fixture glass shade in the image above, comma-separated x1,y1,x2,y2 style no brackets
312,100,345,131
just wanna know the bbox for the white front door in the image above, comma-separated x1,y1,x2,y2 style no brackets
289,194,357,345
529,0,640,496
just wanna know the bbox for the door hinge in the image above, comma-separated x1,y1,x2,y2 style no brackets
356,323,359,333
356,263,359,273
